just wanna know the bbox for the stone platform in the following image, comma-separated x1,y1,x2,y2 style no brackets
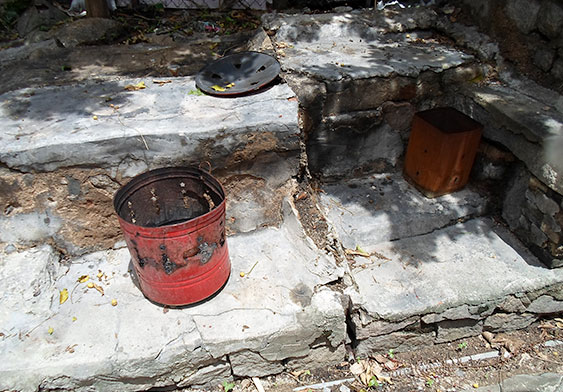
1,5,563,392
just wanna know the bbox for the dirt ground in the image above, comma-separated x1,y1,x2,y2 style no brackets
206,320,563,392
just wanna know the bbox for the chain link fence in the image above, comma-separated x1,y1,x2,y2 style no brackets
116,0,268,9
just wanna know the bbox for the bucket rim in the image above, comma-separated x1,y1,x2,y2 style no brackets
113,166,226,231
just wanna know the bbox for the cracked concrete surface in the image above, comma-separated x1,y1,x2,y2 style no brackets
0,200,345,391
1,6,563,391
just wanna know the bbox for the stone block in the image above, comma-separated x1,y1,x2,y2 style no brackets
527,295,563,314
533,47,556,72
496,296,527,313
355,332,435,357
436,319,483,343
552,58,563,80
505,0,541,34
422,305,479,325
536,192,560,216
230,351,284,377
483,313,536,332
353,315,419,340
502,164,530,230
537,0,563,39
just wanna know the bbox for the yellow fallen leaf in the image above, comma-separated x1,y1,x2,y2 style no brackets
59,288,69,304
92,115,98,120
87,282,94,288
473,383,479,388
78,275,89,283
111,299,118,306
48,327,54,335
211,85,226,92
124,81,146,91
225,82,235,88
72,316,77,322
239,271,245,277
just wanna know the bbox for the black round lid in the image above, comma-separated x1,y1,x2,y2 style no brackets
195,51,280,96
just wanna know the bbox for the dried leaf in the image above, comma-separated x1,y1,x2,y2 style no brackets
350,362,364,376
59,288,69,304
211,85,226,92
345,247,370,258
111,299,118,306
153,80,171,86
373,354,387,364
93,283,105,296
78,275,89,283
48,327,54,335
124,81,146,91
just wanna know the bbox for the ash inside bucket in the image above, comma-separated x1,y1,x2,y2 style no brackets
117,176,223,228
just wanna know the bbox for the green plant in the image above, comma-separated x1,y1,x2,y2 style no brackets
222,380,235,392
387,349,395,359
368,376,380,387
425,378,434,387
457,341,468,350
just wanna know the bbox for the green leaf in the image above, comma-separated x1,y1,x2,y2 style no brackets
188,88,204,96
222,380,235,392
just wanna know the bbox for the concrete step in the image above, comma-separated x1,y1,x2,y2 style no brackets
0,200,345,391
318,172,489,250
0,77,300,255
263,8,482,178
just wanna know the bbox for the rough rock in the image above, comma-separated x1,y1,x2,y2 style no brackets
355,332,434,356
16,0,68,36
537,0,563,39
505,0,541,34
533,47,556,72
230,351,284,377
527,295,563,314
55,18,124,48
435,319,483,343
483,313,536,332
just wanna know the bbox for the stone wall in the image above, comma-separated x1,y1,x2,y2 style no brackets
462,0,563,93
503,164,563,268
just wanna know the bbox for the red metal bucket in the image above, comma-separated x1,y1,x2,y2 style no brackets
113,167,230,306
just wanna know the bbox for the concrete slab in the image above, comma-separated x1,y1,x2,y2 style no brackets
0,77,299,172
318,173,488,250
346,217,563,355
0,201,346,391
347,217,563,321
264,9,472,81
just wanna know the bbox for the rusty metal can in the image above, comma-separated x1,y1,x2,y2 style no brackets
113,167,230,306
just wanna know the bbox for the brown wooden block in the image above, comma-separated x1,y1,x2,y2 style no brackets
404,107,483,197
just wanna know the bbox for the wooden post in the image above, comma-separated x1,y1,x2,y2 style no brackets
86,0,110,18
